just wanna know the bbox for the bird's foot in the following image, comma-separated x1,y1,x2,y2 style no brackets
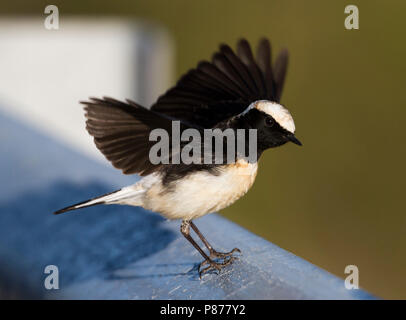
209,247,241,260
198,254,238,278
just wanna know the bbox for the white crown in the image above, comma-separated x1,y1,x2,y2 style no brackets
247,100,296,133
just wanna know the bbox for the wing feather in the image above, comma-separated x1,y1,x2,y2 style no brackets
273,48,289,102
82,97,194,175
151,38,289,128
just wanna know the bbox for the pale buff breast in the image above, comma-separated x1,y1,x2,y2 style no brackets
142,160,258,220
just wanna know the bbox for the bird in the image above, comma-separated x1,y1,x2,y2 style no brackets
54,38,302,277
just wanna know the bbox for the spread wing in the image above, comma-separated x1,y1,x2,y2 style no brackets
82,97,195,176
82,39,288,176
151,38,289,128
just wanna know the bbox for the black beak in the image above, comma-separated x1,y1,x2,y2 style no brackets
287,134,302,146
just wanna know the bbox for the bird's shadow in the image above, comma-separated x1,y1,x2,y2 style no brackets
107,262,201,281
0,180,179,294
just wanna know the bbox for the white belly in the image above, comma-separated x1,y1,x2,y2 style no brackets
142,160,258,220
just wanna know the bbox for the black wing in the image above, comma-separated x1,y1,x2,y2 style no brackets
83,97,194,176
151,38,289,128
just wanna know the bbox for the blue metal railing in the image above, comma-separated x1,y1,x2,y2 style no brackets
0,112,374,299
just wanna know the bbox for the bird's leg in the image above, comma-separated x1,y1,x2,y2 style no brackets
180,220,233,277
189,221,241,260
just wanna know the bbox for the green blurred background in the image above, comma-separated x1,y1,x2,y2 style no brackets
1,0,405,299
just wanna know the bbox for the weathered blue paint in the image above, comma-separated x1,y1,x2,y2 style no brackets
0,111,375,299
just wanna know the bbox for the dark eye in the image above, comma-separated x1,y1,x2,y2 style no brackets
265,117,274,127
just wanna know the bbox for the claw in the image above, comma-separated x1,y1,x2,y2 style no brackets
199,260,222,278
198,255,238,278
209,247,241,260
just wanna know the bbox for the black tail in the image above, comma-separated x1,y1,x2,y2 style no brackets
53,189,119,215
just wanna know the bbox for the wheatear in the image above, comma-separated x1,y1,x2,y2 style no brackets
54,38,301,276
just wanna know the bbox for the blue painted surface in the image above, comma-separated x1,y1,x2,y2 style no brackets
0,111,375,299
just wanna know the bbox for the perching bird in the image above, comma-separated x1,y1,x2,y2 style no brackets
54,38,302,276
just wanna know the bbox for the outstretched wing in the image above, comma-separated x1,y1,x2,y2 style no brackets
83,97,194,176
151,38,289,128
